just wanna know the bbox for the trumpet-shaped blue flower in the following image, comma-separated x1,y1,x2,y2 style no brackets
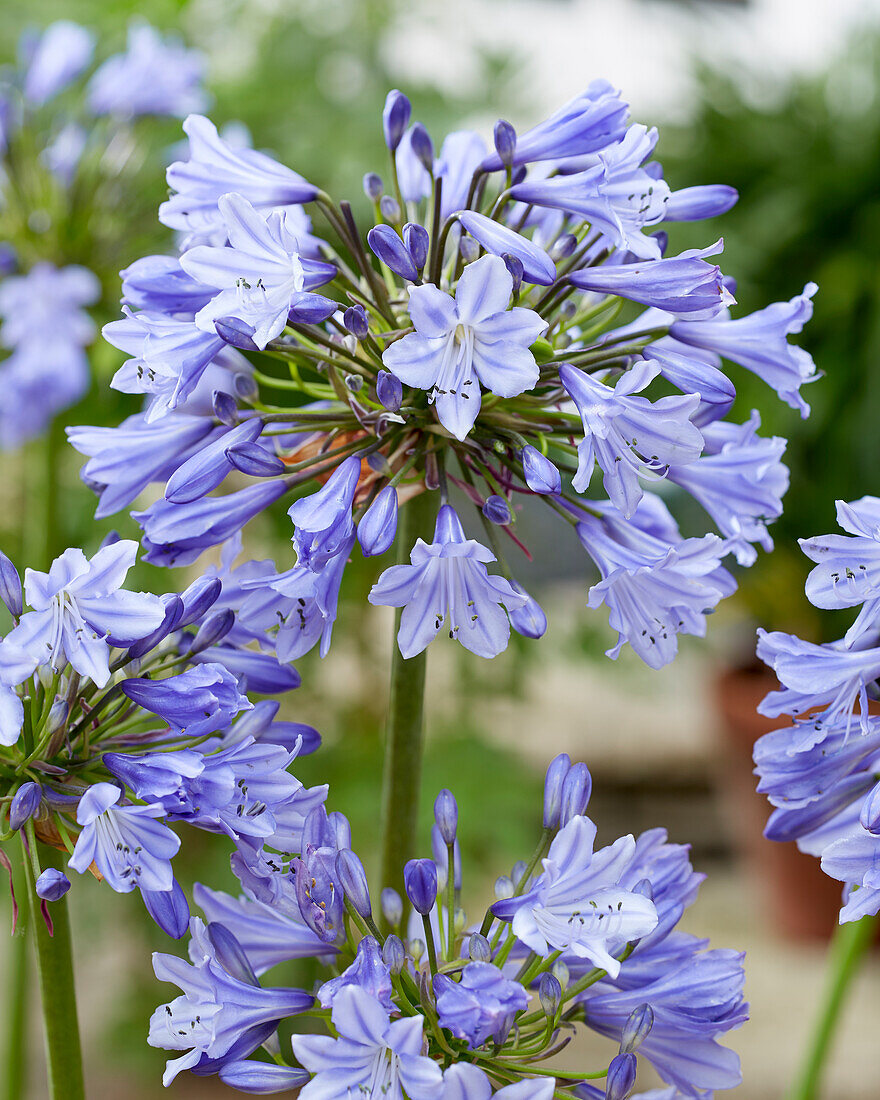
21,21,95,106
292,986,444,1100
369,504,527,658
121,663,252,738
382,255,546,440
288,456,360,569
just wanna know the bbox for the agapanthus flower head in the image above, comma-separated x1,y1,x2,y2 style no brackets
76,81,816,670
148,756,745,1096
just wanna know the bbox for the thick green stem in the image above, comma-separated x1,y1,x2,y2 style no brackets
378,488,437,904
22,837,85,1100
2,856,29,1100
785,913,876,1100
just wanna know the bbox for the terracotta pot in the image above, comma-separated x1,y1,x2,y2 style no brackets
714,664,843,941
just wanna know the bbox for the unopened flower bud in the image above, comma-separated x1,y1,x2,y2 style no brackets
522,445,562,495
482,494,512,525
605,1053,637,1100
469,933,491,962
10,782,41,831
560,762,592,824
35,868,70,902
207,921,258,985
381,887,403,927
493,119,517,167
213,389,239,425
379,195,401,224
358,486,398,557
403,858,438,915
363,172,384,201
510,860,528,885
46,698,67,735
0,550,22,617
409,937,425,963
550,233,578,261
214,315,258,351
551,959,570,989
632,877,654,902
368,224,416,281
459,236,480,263
376,370,403,411
860,780,880,834
335,849,372,919
494,874,514,900
382,934,405,974
188,609,235,655
178,576,222,628
233,371,259,401
403,223,429,271
620,1003,654,1054
345,374,363,393
409,123,434,173
227,441,285,477
343,304,370,339
502,253,524,297
288,293,339,324
383,90,411,151
453,908,466,935
434,789,458,844
539,972,562,1017
543,752,572,829
509,581,547,640
127,593,184,659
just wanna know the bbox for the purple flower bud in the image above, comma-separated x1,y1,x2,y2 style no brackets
560,762,592,824
468,932,491,962
335,849,372,919
665,184,738,222
605,1053,637,1100
343,305,370,339
363,172,384,201
357,485,398,557
10,782,42,831
288,293,340,325
632,877,654,902
458,210,556,285
620,1003,654,1054
0,244,17,276
543,752,572,829
403,858,438,915
409,123,434,173
860,780,880,834
213,390,238,426
382,933,405,973
383,89,411,151
502,253,524,297
379,196,401,224
214,315,258,351
178,576,222,628
508,581,547,640
0,550,22,617
482,494,511,525
220,1063,309,1094
376,369,403,411
494,874,514,900
46,698,67,735
226,441,286,478
434,788,458,844
550,233,578,261
459,236,480,263
345,374,363,393
188,609,235,655
234,372,259,402
207,920,259,985
127,593,184,659
539,972,562,1017
35,868,70,902
493,119,517,167
367,224,418,282
522,445,561,495
381,886,403,927
403,223,429,272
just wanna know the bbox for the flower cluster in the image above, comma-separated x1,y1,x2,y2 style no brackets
148,753,746,1096
74,84,814,668
755,495,880,922
0,538,322,935
0,19,207,447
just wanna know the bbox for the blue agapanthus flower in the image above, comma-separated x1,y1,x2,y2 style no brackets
147,753,746,1096
73,82,816,670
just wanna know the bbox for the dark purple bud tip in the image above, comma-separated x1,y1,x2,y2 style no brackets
605,1053,637,1100
382,933,406,974
127,593,183,660
343,304,370,339
35,868,70,902
363,172,384,201
403,223,429,271
227,440,286,478
10,782,42,831
383,89,411,151
207,920,259,985
403,858,438,915
376,369,403,411
213,389,239,426
379,195,402,225
468,933,491,962
482,494,512,525
550,233,578,261
288,293,340,325
381,887,403,927
543,752,572,829
493,119,517,167
409,122,434,173
620,1003,654,1054
214,315,259,351
188,609,235,655
434,788,458,844
560,762,592,824
0,549,22,617
539,972,562,1017
336,849,372,919
502,253,524,296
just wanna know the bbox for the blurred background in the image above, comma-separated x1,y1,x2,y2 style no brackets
1,0,880,1096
